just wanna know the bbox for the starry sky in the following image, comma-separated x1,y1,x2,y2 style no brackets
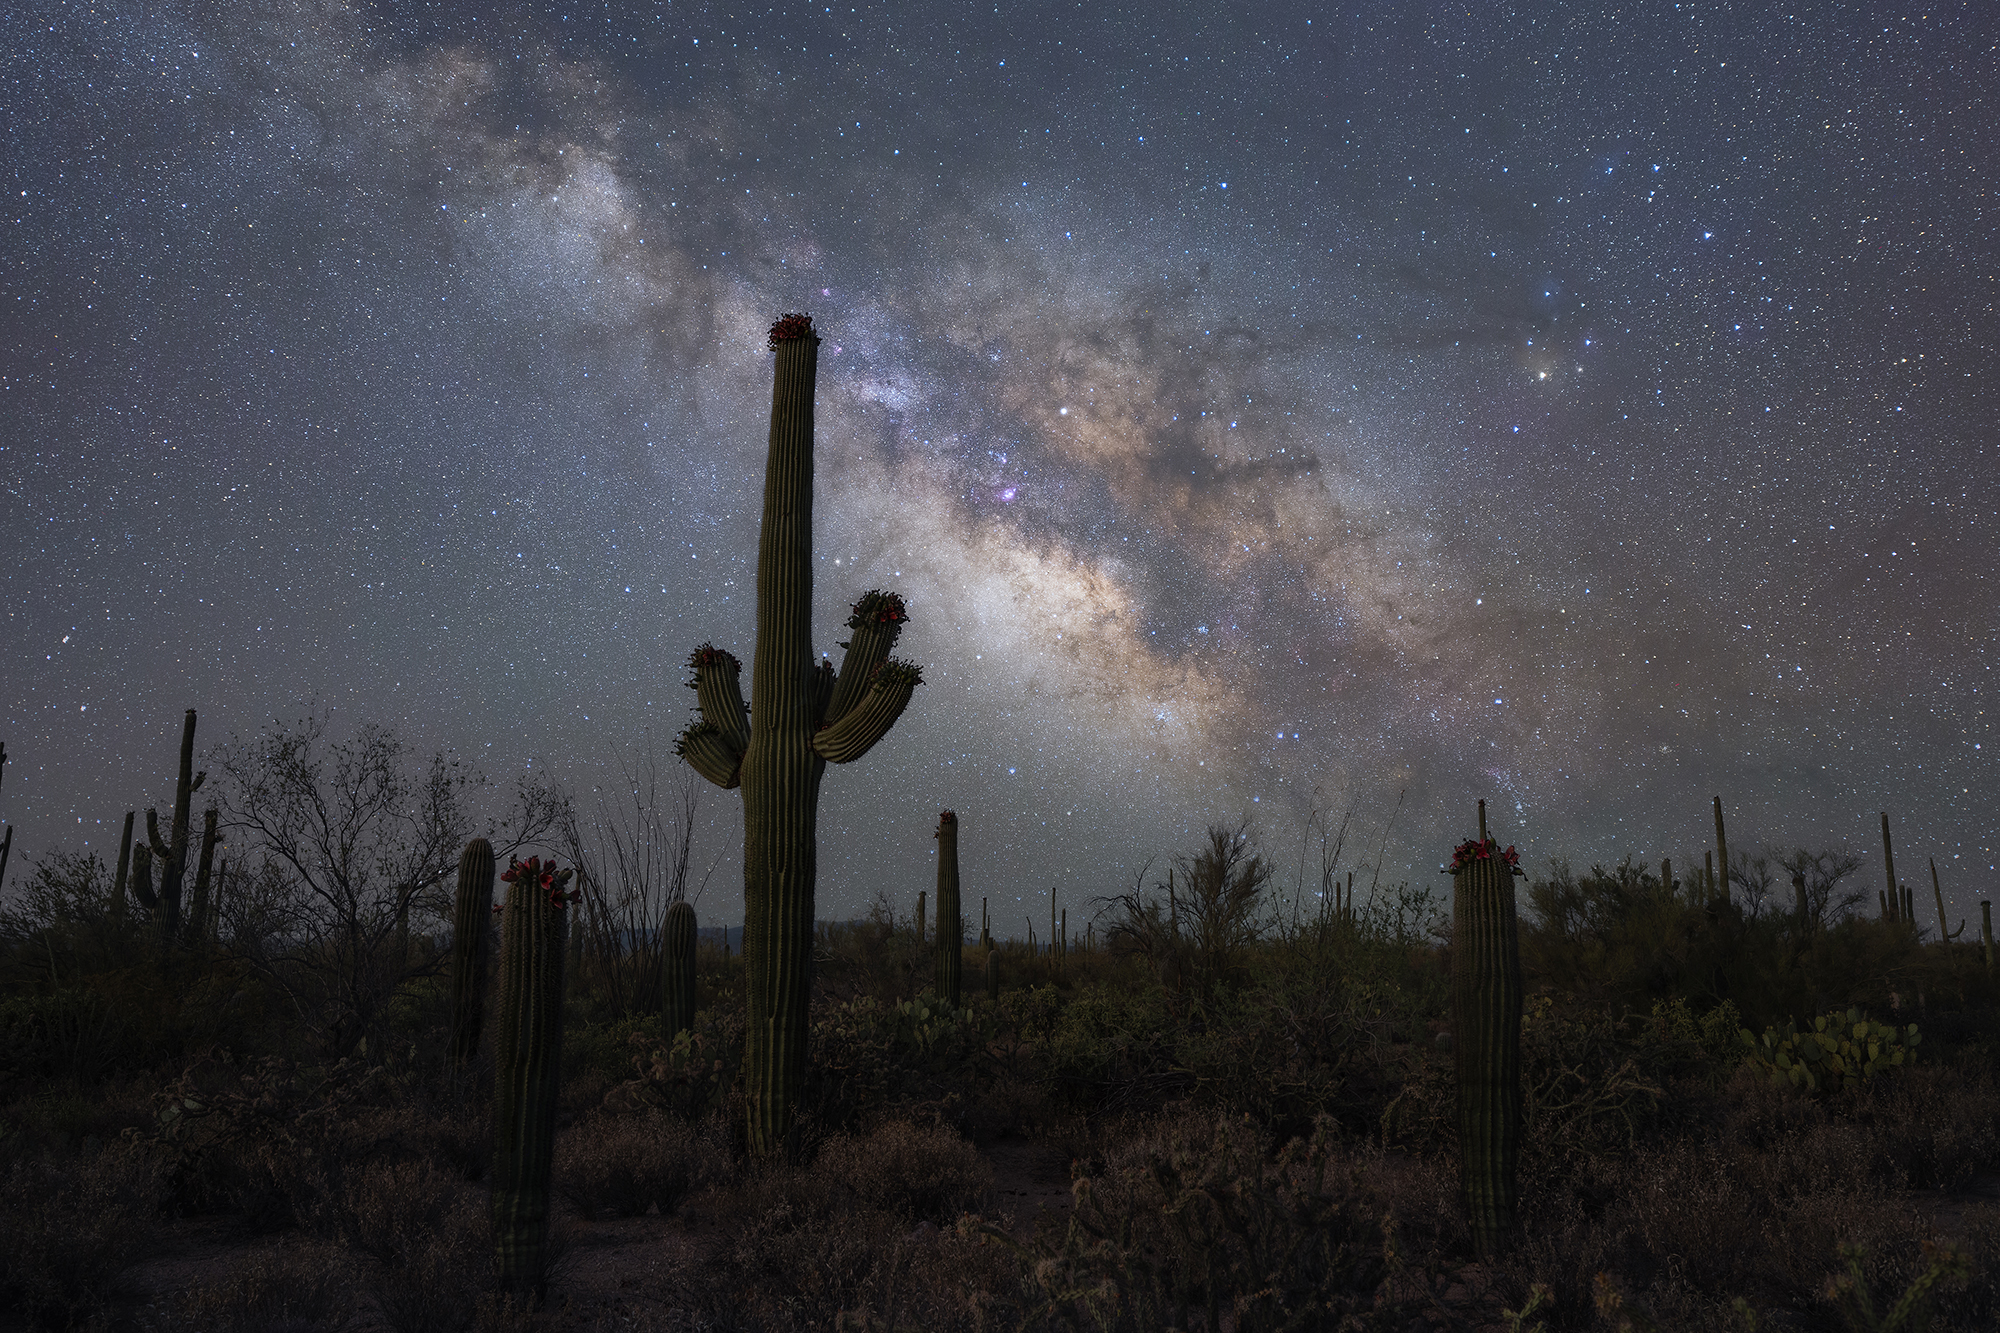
6,1,1995,934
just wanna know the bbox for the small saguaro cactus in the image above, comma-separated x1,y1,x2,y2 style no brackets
1448,802,1524,1260
935,811,962,1007
1981,901,1994,972
1880,812,1901,923
1930,860,1965,942
663,900,698,1039
916,890,927,947
492,855,577,1300
111,811,135,920
673,314,924,1158
450,838,496,1070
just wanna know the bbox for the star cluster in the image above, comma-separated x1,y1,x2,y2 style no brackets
4,2,1993,927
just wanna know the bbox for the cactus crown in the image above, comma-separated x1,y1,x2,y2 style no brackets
846,590,909,630
686,642,741,677
499,857,578,909
937,809,957,829
1449,838,1523,875
767,312,816,346
872,659,924,688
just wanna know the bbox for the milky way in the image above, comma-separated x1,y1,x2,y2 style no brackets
6,2,1994,931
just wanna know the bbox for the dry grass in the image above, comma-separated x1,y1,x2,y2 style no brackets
0,1141,167,1330
555,1108,726,1219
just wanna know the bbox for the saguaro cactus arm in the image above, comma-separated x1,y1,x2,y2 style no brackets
821,590,912,728
675,645,750,789
813,658,922,763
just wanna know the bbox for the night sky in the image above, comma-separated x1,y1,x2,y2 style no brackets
7,2,1995,934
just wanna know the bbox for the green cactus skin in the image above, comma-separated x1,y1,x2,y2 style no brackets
111,811,135,920
1449,836,1524,1260
676,315,923,1157
934,811,962,1007
142,709,206,945
493,856,574,1300
451,839,496,1069
663,900,698,1039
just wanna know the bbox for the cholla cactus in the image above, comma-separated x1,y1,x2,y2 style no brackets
674,315,923,1157
492,855,577,1299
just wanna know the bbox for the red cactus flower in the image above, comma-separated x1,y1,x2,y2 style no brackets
767,312,815,346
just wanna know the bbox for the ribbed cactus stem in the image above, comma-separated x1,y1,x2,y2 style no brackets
934,811,961,1006
677,315,923,1157
1449,833,1523,1259
663,900,698,1038
450,839,496,1069
493,856,573,1300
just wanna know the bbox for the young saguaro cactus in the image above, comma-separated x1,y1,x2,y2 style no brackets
673,314,923,1157
134,710,206,945
663,900,698,1039
934,811,962,1007
492,855,577,1300
1448,826,1524,1259
450,838,496,1070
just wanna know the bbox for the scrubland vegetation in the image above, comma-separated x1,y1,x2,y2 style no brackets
0,772,1995,1331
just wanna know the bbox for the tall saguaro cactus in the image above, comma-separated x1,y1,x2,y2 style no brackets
135,710,206,944
1880,812,1900,923
674,314,923,1157
663,900,698,1039
1448,828,1524,1259
934,811,962,1006
451,838,496,1070
1712,796,1731,906
493,856,576,1300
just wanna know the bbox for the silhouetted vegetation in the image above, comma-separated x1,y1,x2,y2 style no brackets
0,741,1996,1329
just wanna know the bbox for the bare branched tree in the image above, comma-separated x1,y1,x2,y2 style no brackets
1730,850,1776,921
1774,846,1865,933
212,711,567,1058
558,744,713,1018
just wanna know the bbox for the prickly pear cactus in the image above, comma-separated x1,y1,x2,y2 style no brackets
1448,835,1524,1259
492,855,577,1299
1738,1007,1920,1094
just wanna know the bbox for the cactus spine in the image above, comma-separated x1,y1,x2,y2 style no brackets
1449,808,1523,1259
450,839,496,1069
663,900,698,1039
493,856,574,1299
675,314,923,1157
934,811,961,1006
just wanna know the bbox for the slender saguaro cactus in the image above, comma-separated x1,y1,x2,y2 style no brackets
111,811,135,920
0,742,10,893
673,314,923,1157
493,856,576,1300
934,811,962,1006
186,808,220,943
141,710,206,945
663,900,698,1039
450,839,496,1070
1981,902,1994,971
1930,859,1965,942
1880,812,1900,923
1448,826,1524,1259
1712,796,1730,906
916,890,927,947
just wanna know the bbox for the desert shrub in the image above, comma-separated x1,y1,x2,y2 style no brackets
813,1118,991,1223
1739,1006,1922,1095
142,1237,358,1333
1010,1113,1400,1332
0,985,133,1086
606,1006,744,1123
803,993,985,1131
0,1142,167,1330
555,1108,720,1218
1035,981,1180,1112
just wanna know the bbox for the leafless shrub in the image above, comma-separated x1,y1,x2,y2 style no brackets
141,1237,357,1333
555,1108,720,1218
814,1118,992,1224
0,1142,167,1330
